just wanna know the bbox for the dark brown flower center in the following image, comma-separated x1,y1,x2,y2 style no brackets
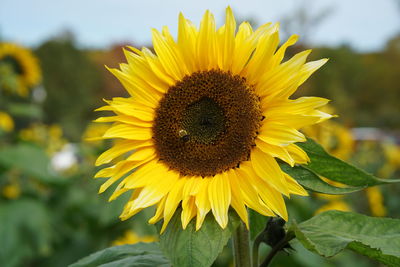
152,69,262,177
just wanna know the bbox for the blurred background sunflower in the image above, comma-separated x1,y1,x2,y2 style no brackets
0,42,41,96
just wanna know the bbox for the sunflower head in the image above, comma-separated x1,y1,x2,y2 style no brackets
0,42,42,96
94,7,332,232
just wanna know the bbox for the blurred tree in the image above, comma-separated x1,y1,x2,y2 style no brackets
35,34,102,141
280,0,334,44
88,44,131,100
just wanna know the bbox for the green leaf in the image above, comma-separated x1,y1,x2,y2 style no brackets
158,210,240,267
297,138,400,187
69,242,170,267
280,163,364,194
290,210,400,266
0,199,53,267
0,144,66,184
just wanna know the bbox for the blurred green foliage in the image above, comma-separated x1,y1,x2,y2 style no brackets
35,37,102,141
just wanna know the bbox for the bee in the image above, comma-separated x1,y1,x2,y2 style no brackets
178,129,190,142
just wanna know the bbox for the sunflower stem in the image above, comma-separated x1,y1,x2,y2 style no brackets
260,232,295,267
232,221,251,267
252,233,264,267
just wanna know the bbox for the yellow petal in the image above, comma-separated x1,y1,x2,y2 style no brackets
283,173,308,196
98,160,147,194
119,62,164,101
103,98,155,121
256,179,288,221
236,165,274,216
197,10,217,70
139,47,176,86
251,147,289,195
181,196,197,229
243,30,279,84
297,58,328,87
130,169,179,209
258,122,306,146
107,67,160,106
270,34,298,67
161,177,186,233
148,196,167,224
286,144,310,164
195,178,211,230
182,177,201,198
124,161,163,189
152,28,188,81
95,140,152,166
217,6,236,70
177,13,198,73
231,21,253,74
264,97,330,116
123,48,169,94
258,50,311,99
228,170,249,228
94,115,152,128
239,162,287,219
264,113,321,130
255,139,295,166
126,146,156,161
103,123,152,140
120,189,143,220
209,173,231,228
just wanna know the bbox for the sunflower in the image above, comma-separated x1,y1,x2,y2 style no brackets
94,7,332,232
0,42,41,96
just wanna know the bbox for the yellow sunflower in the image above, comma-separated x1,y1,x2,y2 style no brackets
94,7,332,232
0,42,41,96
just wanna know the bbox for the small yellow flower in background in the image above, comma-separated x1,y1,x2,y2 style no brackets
47,125,67,155
365,187,387,217
379,142,400,178
48,125,63,140
1,183,21,199
112,230,157,246
94,7,332,232
19,123,67,155
0,42,41,96
0,111,14,132
315,200,351,215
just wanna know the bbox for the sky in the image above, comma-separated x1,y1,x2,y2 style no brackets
1,0,399,52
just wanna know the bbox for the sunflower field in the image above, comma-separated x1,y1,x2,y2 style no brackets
1,5,400,267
